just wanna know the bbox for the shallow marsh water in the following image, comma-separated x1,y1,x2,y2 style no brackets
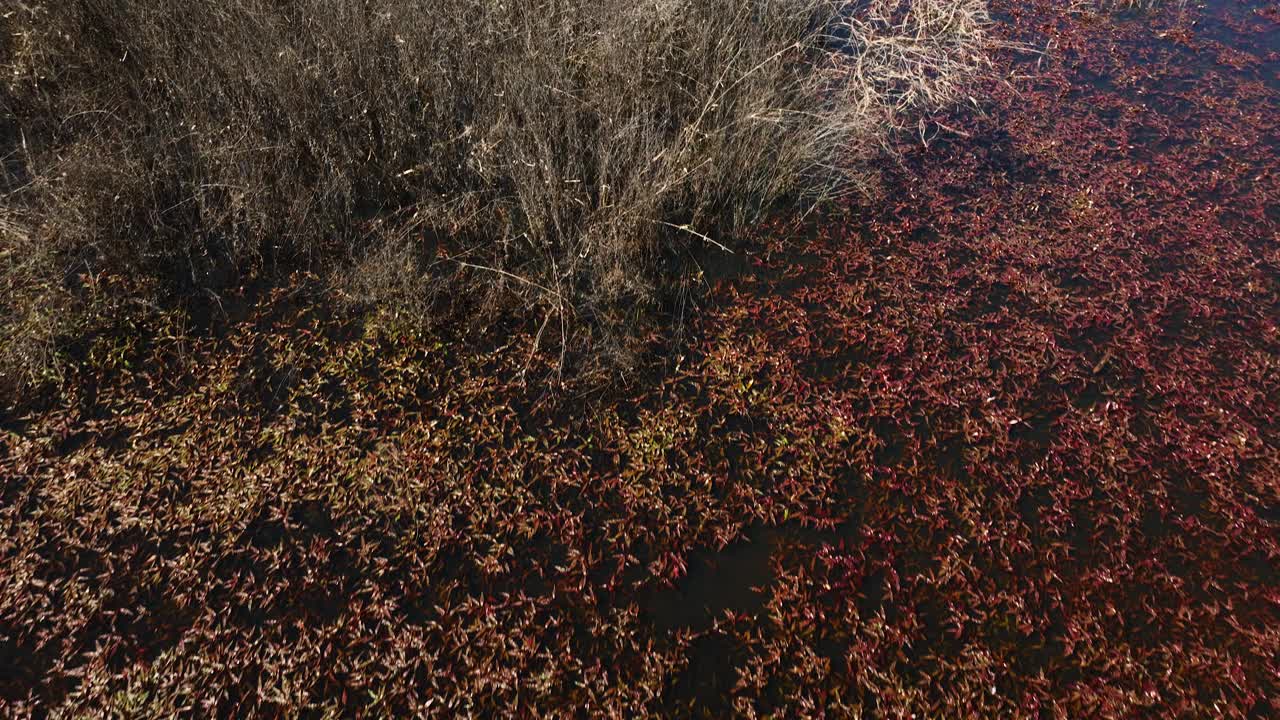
1,0,1276,717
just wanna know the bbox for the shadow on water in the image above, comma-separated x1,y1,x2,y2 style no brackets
644,525,781,635
645,518,862,713
643,513,865,634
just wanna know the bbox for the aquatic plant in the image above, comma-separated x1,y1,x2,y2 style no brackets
1,0,1275,716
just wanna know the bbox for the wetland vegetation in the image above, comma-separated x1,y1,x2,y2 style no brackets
1,0,1276,717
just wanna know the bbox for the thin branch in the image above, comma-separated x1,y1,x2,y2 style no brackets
654,220,734,254
452,259,566,301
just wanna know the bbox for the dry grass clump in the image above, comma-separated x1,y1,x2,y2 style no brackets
0,209,62,390
1,0,990,391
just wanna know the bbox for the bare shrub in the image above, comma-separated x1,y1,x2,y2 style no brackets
1,0,991,388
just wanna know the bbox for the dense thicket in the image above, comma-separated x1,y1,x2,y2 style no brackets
0,0,989,389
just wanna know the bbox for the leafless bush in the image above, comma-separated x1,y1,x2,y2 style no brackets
1,0,990,387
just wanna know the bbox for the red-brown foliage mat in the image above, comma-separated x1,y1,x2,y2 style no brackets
1,0,1276,717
